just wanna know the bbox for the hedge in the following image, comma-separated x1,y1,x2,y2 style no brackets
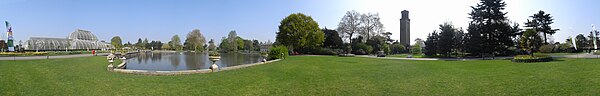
512,55,553,63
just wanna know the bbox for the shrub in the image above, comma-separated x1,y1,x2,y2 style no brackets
312,48,337,55
382,44,390,54
390,43,405,54
538,44,555,53
268,45,289,60
352,49,368,55
208,51,220,56
512,54,552,63
352,43,372,55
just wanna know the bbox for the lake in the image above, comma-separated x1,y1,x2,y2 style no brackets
124,52,264,71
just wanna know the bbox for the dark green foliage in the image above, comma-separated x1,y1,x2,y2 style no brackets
352,42,372,55
465,0,518,56
575,34,587,50
366,35,387,54
390,42,405,54
135,38,143,49
312,48,338,55
148,41,163,50
437,23,456,57
424,31,439,56
423,23,464,57
268,45,289,60
207,39,216,51
252,40,260,51
524,10,559,44
243,39,253,51
322,28,344,49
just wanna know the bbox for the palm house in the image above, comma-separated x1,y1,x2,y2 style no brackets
24,29,114,51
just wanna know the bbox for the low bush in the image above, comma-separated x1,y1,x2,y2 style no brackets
512,54,553,63
312,48,337,55
268,45,289,60
352,43,372,55
352,49,368,55
538,44,555,53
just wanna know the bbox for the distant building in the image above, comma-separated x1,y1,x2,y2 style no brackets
259,41,273,52
24,29,114,51
399,10,410,46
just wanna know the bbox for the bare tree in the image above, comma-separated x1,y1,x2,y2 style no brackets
359,13,385,42
337,10,361,54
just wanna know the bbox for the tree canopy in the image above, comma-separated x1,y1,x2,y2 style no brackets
170,35,182,50
276,13,324,53
110,36,122,49
465,0,518,56
525,10,559,44
184,29,206,51
323,28,343,49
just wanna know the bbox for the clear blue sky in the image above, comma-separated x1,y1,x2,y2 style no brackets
1,0,599,44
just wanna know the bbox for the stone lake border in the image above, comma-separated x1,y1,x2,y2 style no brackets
109,59,282,76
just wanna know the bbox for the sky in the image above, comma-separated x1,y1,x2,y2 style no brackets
0,0,599,44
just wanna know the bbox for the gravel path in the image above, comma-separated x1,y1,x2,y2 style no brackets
0,53,110,61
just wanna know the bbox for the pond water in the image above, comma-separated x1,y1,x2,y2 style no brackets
124,52,264,71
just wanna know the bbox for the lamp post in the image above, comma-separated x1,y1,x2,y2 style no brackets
593,24,598,53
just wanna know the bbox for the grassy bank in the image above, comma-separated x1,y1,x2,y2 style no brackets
1,56,599,95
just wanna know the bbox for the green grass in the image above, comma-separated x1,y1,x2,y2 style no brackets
1,56,600,95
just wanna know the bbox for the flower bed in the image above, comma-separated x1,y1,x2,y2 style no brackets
512,55,553,63
0,52,48,56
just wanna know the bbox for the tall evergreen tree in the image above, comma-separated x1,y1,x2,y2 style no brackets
424,31,439,56
525,10,559,44
437,23,456,57
453,28,466,56
466,0,518,56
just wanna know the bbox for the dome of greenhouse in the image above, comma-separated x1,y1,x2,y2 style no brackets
68,29,98,41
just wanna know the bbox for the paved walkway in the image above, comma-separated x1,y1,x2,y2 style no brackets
0,53,110,61
556,53,600,59
357,53,600,61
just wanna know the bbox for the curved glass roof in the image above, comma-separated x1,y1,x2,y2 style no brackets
23,29,114,50
68,29,98,41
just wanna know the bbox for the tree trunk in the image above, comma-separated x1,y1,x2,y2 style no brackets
348,34,353,54
543,32,548,44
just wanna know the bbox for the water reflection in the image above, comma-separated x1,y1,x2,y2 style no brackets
126,52,263,71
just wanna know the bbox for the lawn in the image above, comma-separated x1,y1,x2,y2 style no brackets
1,56,600,95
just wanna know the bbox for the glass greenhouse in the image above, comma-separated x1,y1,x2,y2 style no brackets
24,29,114,51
